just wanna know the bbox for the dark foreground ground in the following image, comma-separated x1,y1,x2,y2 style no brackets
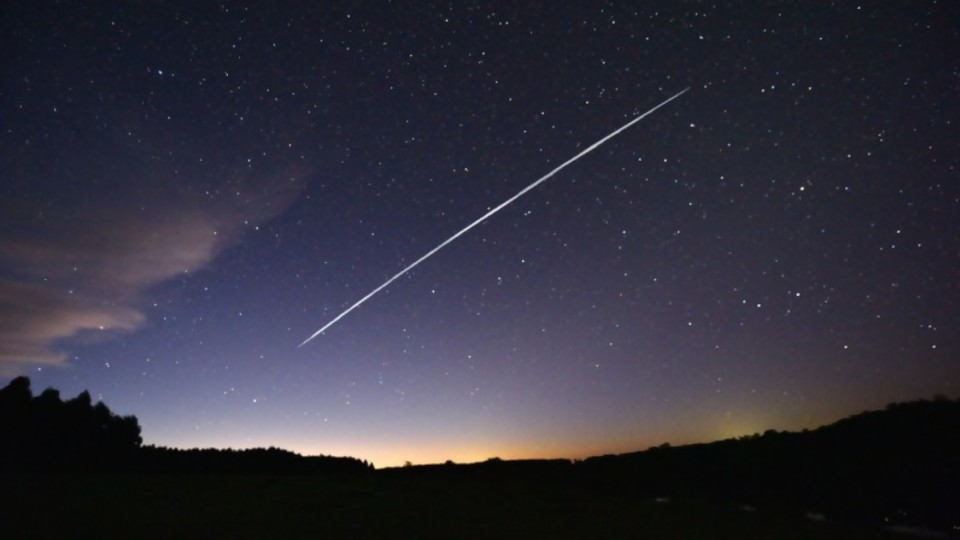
2,472,917,539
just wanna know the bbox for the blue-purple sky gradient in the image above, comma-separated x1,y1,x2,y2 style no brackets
2,2,957,466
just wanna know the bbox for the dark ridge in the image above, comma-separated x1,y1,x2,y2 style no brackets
577,396,960,530
381,457,575,482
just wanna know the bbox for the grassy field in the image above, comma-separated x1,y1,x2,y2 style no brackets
1,472,906,539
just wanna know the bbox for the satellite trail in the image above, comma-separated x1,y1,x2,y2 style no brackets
301,88,689,347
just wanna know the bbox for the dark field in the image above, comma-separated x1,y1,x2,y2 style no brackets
3,472,904,539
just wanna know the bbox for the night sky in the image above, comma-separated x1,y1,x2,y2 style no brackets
2,2,958,468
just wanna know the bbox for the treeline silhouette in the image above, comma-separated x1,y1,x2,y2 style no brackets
0,377,371,475
381,397,959,530
0,376,141,472
3,377,957,529
136,445,372,475
576,396,960,529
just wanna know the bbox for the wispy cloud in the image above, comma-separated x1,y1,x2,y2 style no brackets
0,280,145,374
0,163,305,376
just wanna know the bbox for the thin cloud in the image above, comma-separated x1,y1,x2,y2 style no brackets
0,164,305,375
0,280,144,375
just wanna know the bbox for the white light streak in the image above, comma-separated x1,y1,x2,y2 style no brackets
301,88,689,347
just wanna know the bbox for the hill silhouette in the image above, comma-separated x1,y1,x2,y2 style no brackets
377,397,959,531
575,396,960,530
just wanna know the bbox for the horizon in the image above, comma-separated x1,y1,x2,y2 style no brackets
9,374,952,469
123,392,960,469
2,3,957,472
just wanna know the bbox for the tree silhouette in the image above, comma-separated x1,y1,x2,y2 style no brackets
0,377,142,472
1,377,372,475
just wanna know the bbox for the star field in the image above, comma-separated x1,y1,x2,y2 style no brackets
1,2,958,467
